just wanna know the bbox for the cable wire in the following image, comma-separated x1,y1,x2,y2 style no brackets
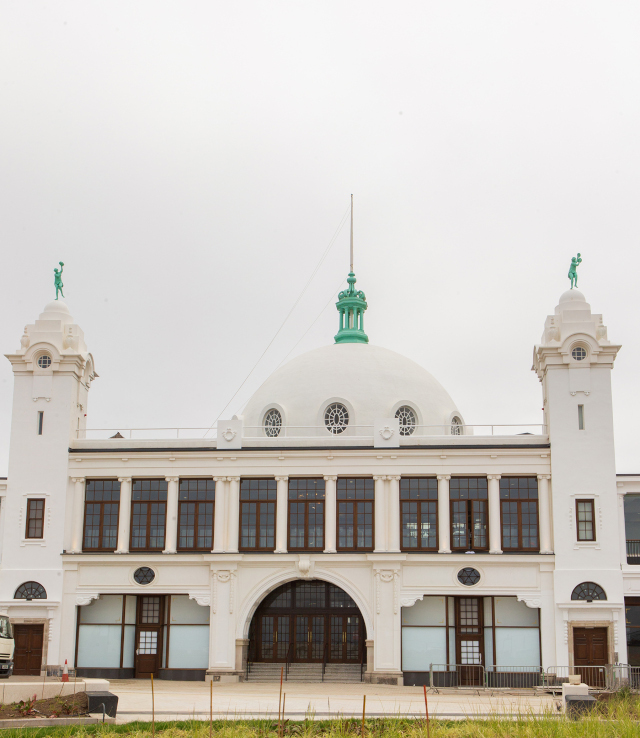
204,206,351,436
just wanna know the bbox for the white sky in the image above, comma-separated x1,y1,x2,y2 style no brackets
1,2,639,474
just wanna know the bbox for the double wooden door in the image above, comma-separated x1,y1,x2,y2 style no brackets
13,625,44,676
574,627,608,688
257,614,362,663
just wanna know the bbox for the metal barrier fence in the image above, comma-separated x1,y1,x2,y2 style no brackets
423,663,640,691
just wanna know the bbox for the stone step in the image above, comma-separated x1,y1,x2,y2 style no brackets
246,662,363,683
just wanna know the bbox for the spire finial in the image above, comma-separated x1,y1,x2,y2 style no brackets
350,194,354,273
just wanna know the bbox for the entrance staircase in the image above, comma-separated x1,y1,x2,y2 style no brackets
246,663,363,683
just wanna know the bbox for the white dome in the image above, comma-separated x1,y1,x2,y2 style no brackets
242,343,463,435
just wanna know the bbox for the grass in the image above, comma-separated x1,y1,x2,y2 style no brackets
0,694,636,738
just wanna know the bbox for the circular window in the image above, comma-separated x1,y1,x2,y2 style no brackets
324,403,349,434
571,346,587,361
14,581,47,600
395,406,416,436
571,582,606,602
264,409,282,437
457,568,480,586
133,567,155,585
37,355,52,369
451,417,463,435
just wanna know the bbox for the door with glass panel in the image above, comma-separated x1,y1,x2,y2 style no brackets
295,616,325,662
134,596,164,678
455,598,484,686
329,615,362,663
258,616,290,662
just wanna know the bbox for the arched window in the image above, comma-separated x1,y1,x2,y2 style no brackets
451,417,463,435
395,406,416,436
14,582,47,600
571,582,607,602
263,409,282,437
324,403,349,434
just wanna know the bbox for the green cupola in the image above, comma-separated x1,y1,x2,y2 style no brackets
334,271,368,344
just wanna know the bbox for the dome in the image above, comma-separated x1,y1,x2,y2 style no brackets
242,343,464,437
39,300,73,323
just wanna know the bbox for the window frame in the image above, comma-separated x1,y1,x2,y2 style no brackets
399,478,438,552
336,478,375,552
449,478,488,552
499,477,539,552
176,479,216,552
82,480,121,552
287,478,325,552
576,499,596,542
130,479,168,552
239,479,277,552
25,498,45,539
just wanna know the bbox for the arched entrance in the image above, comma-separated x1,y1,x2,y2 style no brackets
249,580,366,664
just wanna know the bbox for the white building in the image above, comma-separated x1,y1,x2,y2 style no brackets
1,269,639,685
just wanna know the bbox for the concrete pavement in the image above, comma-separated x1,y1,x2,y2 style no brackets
109,680,560,723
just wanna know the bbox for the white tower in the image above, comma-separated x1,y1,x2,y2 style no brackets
533,288,624,665
2,300,96,670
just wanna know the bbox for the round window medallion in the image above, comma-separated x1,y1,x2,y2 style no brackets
324,403,349,434
457,567,480,586
571,346,587,361
395,406,416,436
264,408,282,437
133,567,155,585
37,355,52,369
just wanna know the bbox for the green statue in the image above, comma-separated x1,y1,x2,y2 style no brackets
54,261,64,300
568,253,582,289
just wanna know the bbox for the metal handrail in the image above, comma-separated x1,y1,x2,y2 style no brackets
284,643,293,681
360,645,366,682
322,641,328,682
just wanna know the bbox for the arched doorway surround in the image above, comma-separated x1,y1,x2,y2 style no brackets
247,580,367,664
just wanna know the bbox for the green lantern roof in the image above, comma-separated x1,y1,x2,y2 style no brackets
334,271,368,344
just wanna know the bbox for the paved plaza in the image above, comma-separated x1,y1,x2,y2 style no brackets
109,680,560,723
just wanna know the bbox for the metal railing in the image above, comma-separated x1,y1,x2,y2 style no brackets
421,664,640,691
75,423,547,441
284,643,294,681
626,540,640,559
321,642,328,682
360,647,366,683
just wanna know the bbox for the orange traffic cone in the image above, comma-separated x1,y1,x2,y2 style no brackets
61,659,69,682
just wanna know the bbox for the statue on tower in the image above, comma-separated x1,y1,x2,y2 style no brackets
568,253,582,289
54,261,65,300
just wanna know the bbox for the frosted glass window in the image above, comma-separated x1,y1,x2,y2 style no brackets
495,628,540,667
494,597,539,626
123,625,135,668
124,595,137,624
170,595,210,624
80,595,123,624
484,598,493,626
402,597,446,626
167,625,209,668
484,628,494,667
401,627,446,671
77,625,121,667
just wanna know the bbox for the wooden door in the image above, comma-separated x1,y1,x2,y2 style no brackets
574,627,608,687
294,616,324,662
258,616,290,661
135,628,161,678
329,616,362,662
455,598,484,686
13,625,44,676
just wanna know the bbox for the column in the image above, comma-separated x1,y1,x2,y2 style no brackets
212,477,227,553
488,475,502,554
275,476,289,553
70,478,85,553
387,476,401,552
163,477,179,554
116,477,132,553
437,475,451,553
537,474,553,554
374,476,387,552
323,475,337,553
226,477,240,553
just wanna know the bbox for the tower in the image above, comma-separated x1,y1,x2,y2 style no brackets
3,300,96,669
533,288,624,664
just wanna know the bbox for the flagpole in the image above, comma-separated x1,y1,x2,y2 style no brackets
350,194,354,272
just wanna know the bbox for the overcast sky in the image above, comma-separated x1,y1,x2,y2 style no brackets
1,2,639,474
